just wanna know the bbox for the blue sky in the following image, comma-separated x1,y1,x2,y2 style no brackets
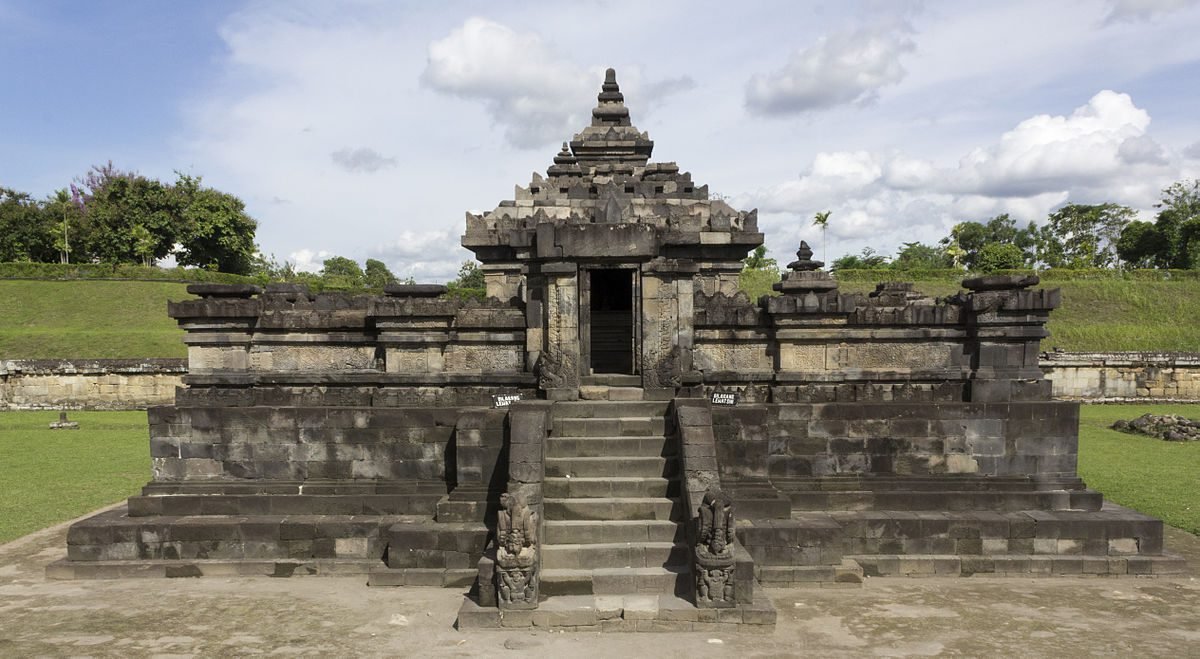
3,0,1199,280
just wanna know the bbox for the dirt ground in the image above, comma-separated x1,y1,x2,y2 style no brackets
1,508,1198,658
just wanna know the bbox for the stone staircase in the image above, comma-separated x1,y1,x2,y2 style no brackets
540,396,690,597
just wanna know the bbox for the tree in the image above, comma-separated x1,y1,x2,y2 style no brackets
1154,179,1200,269
976,242,1025,272
320,256,364,289
70,163,179,265
739,245,781,299
1043,203,1134,268
892,242,953,269
43,189,85,263
445,260,486,300
173,174,258,275
1115,220,1163,268
363,258,397,289
940,215,1036,270
0,187,58,262
812,210,831,264
832,247,889,271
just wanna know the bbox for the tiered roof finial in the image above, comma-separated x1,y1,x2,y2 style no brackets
569,67,653,166
786,241,824,272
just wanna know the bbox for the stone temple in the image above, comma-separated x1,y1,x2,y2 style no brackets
53,69,1184,631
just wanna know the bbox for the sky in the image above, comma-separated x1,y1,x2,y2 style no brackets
2,0,1200,280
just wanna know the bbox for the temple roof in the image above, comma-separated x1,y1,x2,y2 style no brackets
569,68,654,167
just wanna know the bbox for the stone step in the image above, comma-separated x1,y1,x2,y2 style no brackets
546,435,675,458
539,565,691,596
579,385,645,401
553,401,671,419
542,542,689,570
553,416,668,437
126,493,442,517
580,374,642,387
543,520,684,545
456,593,778,631
544,476,679,499
545,456,676,478
544,497,682,521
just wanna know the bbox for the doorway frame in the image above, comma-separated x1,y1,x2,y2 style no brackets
578,264,641,377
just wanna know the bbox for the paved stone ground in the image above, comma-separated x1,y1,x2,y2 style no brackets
2,507,1198,658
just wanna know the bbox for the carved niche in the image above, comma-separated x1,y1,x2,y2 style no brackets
495,491,539,609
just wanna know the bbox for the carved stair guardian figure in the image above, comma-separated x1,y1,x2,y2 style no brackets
495,492,539,609
694,485,737,607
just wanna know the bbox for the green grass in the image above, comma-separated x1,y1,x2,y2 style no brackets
0,280,187,358
1078,404,1200,535
0,411,150,544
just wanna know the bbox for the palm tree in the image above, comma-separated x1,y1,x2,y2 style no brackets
812,211,831,264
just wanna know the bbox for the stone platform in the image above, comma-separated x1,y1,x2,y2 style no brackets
455,593,776,632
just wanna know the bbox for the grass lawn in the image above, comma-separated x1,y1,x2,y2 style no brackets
0,410,149,544
1078,403,1200,535
0,280,188,358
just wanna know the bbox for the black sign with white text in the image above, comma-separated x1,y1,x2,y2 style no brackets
710,391,739,406
492,393,523,408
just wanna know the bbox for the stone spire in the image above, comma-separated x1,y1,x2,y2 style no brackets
547,142,581,177
774,238,838,295
569,68,654,167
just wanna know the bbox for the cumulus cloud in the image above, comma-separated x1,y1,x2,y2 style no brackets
330,147,397,173
421,18,594,148
745,21,915,115
289,248,332,274
741,90,1181,263
1183,141,1200,159
421,17,692,148
1104,0,1197,23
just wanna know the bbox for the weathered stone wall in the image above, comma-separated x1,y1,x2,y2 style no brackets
1041,352,1200,401
713,401,1080,481
0,359,186,410
147,404,506,484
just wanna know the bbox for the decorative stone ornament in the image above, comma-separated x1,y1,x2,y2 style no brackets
694,485,737,607
495,492,539,609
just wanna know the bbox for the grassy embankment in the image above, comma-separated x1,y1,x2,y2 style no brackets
0,406,1196,543
0,280,188,358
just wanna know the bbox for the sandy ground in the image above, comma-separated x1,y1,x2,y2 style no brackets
1,509,1198,658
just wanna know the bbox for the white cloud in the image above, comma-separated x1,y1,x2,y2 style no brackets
745,21,915,115
289,248,332,274
420,17,694,149
330,147,397,173
421,17,594,148
1104,0,1197,23
740,90,1182,263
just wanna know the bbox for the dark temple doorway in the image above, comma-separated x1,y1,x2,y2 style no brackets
589,269,634,374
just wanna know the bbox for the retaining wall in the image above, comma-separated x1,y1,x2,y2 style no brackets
3,353,1200,409
0,359,186,410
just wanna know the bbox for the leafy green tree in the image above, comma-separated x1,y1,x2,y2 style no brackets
0,187,58,262
739,245,781,299
43,189,85,263
70,163,178,264
173,174,258,274
1154,179,1200,269
832,247,889,270
445,260,486,300
976,242,1025,272
1116,220,1164,268
940,215,1036,270
320,256,365,289
363,258,397,289
892,242,953,269
1043,203,1134,268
